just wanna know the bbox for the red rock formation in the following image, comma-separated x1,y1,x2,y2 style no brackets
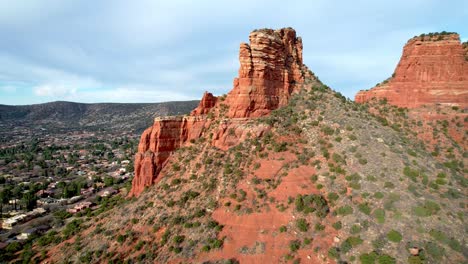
356,33,468,108
130,28,317,196
130,116,209,196
226,28,315,118
190,92,217,115
212,120,270,151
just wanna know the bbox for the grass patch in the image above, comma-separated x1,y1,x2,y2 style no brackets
373,208,385,224
413,200,440,217
386,230,402,243
336,205,353,216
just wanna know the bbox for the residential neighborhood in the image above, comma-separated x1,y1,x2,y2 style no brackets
0,125,138,249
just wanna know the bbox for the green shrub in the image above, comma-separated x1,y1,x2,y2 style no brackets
273,142,287,152
407,256,423,264
435,178,446,185
429,229,448,243
377,254,396,264
445,188,461,199
328,192,339,201
347,236,363,246
207,238,223,249
340,236,363,253
294,194,329,218
194,208,206,217
360,252,377,264
314,223,325,231
310,174,318,183
386,230,402,243
63,219,83,238
321,126,335,136
332,153,345,164
336,205,353,215
328,247,339,259
349,182,361,189
279,226,287,233
373,208,385,223
161,230,171,245
173,235,185,244
289,240,301,252
135,241,145,250
358,203,371,215
448,238,462,252
295,196,304,211
413,200,440,217
372,237,387,250
350,224,361,234
367,175,377,181
171,178,182,185
346,173,361,181
5,241,22,253
332,221,342,230
425,241,445,260
251,177,261,184
117,234,126,244
296,218,309,232
374,192,384,199
201,245,211,252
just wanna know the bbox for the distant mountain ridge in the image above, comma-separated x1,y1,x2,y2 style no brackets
0,100,199,133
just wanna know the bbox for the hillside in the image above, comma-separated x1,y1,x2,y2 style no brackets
28,28,467,264
41,83,466,264
0,100,199,134
354,31,467,152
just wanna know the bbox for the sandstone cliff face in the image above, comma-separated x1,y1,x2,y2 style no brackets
129,116,210,196
130,28,315,196
355,33,468,108
190,92,217,116
226,28,315,118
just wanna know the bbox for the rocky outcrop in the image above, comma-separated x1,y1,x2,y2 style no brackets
130,28,317,196
212,120,270,151
356,33,468,108
226,28,316,118
129,116,209,196
190,92,217,116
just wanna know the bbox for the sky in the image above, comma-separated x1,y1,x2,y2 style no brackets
0,0,467,105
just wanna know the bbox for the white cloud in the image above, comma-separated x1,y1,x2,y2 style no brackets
70,86,199,103
0,0,467,105
33,85,77,97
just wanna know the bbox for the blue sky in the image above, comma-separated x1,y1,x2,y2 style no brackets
0,0,467,105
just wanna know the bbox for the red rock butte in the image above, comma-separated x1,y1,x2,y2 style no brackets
355,33,468,108
130,28,320,196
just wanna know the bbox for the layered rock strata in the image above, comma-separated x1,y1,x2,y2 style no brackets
355,33,468,108
226,28,314,117
130,28,317,196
